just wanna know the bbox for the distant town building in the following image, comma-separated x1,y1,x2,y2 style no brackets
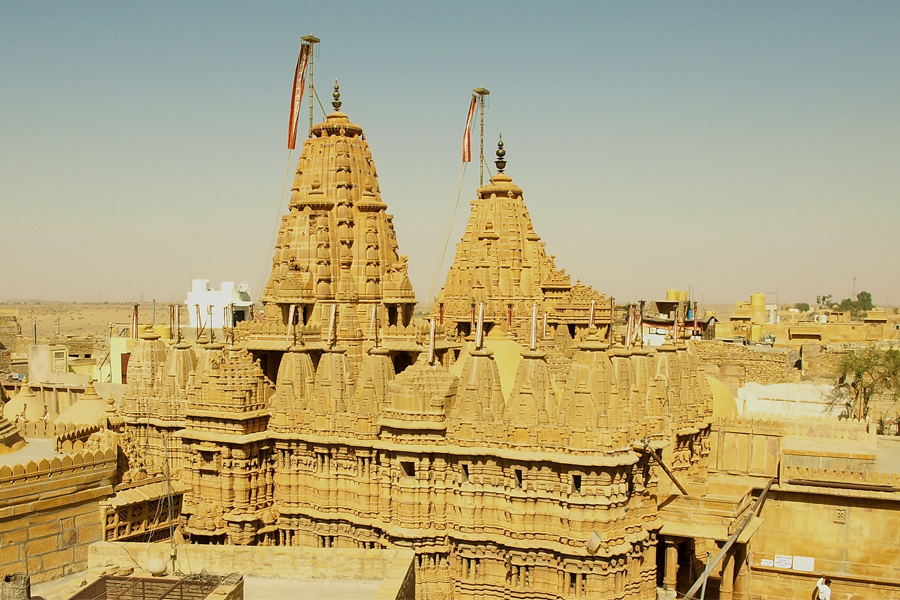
184,280,252,330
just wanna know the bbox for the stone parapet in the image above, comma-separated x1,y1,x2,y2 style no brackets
87,542,415,600
781,465,899,491
0,447,116,520
0,446,116,583
696,340,800,388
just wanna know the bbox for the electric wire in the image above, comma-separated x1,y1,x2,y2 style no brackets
426,161,468,307
255,148,295,304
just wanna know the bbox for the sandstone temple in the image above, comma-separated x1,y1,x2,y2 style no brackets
117,88,714,599
3,84,900,600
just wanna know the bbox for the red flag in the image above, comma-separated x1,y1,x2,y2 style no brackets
288,44,311,149
462,94,477,162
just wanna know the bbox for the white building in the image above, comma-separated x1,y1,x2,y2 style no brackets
185,280,252,330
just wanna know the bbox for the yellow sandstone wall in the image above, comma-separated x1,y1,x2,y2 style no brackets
0,500,104,583
750,490,900,600
88,542,416,600
696,341,800,391
708,416,900,600
0,444,116,583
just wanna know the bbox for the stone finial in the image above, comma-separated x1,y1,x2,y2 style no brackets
83,378,100,400
332,80,342,111
495,135,506,173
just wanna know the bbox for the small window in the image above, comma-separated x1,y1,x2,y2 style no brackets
462,463,470,482
401,461,416,477
573,474,582,494
515,469,524,489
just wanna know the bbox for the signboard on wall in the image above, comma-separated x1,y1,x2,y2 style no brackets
774,555,793,569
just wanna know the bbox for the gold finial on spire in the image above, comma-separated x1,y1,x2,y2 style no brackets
332,80,342,111
495,135,506,173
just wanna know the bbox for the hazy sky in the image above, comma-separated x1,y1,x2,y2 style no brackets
3,2,899,306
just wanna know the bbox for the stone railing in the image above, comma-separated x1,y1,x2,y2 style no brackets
711,415,876,478
716,414,870,440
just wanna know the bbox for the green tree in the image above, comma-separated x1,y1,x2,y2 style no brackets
831,291,875,317
857,291,874,311
827,345,900,422
794,302,810,312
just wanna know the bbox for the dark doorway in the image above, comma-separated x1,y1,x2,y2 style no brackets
392,351,413,374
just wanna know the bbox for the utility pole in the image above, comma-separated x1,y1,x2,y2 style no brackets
473,87,490,186
301,34,320,132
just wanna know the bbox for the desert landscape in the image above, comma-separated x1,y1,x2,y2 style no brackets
0,301,183,341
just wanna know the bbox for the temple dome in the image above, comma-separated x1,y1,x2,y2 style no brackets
56,381,108,426
310,111,364,138
3,381,47,422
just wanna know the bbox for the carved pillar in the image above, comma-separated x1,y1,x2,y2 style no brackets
289,451,299,506
733,544,748,600
265,458,274,505
720,547,734,600
664,538,678,592
233,454,249,513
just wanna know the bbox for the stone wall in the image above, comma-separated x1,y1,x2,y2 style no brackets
800,343,846,381
88,542,416,600
0,446,116,583
0,314,18,374
0,500,102,583
695,341,800,393
709,415,871,478
707,416,900,599
750,490,900,600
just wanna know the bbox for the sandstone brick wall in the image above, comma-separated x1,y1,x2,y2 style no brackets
0,447,116,583
0,499,104,582
695,341,800,388
801,344,847,381
0,316,18,374
750,490,900,600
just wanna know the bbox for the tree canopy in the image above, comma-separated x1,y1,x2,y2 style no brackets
828,345,900,422
817,291,875,317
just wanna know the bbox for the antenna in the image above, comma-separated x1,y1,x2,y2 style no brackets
162,432,177,574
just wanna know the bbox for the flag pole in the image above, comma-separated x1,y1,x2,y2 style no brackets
473,87,490,186
301,34,320,133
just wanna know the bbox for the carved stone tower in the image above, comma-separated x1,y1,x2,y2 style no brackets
432,139,612,345
239,83,419,375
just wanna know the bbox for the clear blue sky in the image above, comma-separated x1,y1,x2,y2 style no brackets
3,1,899,306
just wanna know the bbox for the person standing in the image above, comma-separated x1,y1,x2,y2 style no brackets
816,577,832,600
